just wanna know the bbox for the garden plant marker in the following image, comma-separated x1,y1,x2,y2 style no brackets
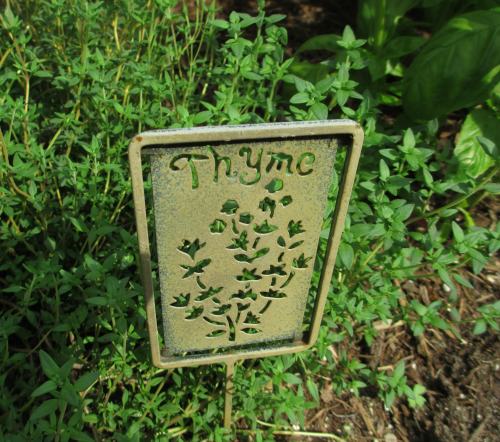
128,121,363,428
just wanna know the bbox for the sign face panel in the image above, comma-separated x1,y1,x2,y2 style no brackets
148,137,336,355
129,121,363,368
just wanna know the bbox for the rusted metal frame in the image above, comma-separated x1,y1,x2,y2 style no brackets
128,121,363,371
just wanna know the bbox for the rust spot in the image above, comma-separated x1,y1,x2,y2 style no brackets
136,136,143,142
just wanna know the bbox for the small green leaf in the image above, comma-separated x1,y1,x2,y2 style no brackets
484,183,500,194
451,221,464,243
394,361,405,380
452,273,474,289
338,243,354,270
311,102,328,120
473,319,487,335
210,19,229,29
74,371,101,392
477,136,499,159
30,399,59,420
31,380,58,397
281,373,302,384
411,300,427,316
39,350,60,380
466,248,489,266
306,379,319,402
61,383,80,406
429,316,450,330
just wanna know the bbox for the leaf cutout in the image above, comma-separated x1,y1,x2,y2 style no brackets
241,328,261,335
206,330,226,338
254,220,278,234
265,178,283,194
171,293,190,307
262,264,287,276
288,220,305,238
279,195,292,206
244,312,261,325
203,316,226,326
221,200,239,214
234,248,269,264
292,253,312,269
211,304,231,316
260,289,287,299
177,239,206,261
195,286,223,302
185,305,203,320
280,271,295,288
259,197,276,218
227,230,248,251
231,219,239,234
239,212,254,224
209,219,226,233
180,259,211,279
229,289,257,301
289,240,304,250
235,268,262,281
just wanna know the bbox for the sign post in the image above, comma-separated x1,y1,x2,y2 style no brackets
129,121,363,427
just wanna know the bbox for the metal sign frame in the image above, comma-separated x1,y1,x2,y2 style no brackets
129,121,363,373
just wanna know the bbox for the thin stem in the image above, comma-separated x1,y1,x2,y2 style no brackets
407,166,500,225
54,402,68,442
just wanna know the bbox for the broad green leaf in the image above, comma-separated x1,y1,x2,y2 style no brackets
210,19,229,29
380,159,390,181
451,221,464,243
411,300,427,316
40,350,60,380
68,428,94,442
466,248,489,265
295,34,341,55
281,372,302,384
311,102,328,120
86,297,109,306
338,243,354,270
96,226,117,235
31,380,58,397
403,384,416,400
290,92,310,104
473,319,487,334
484,183,500,194
429,316,450,330
452,273,474,289
193,111,213,125
74,371,101,392
447,109,500,181
477,135,500,159
383,36,427,59
30,399,59,420
69,217,88,233
402,11,500,120
394,360,405,380
61,384,80,406
306,379,319,402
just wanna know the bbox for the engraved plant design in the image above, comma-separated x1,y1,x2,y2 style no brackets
170,151,314,343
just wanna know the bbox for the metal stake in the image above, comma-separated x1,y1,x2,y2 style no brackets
224,359,235,428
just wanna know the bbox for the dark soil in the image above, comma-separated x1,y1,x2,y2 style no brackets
216,1,500,440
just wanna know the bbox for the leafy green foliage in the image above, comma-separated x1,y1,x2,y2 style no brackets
402,11,500,119
1,0,500,440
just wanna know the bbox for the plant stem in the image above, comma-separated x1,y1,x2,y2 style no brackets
373,0,386,55
407,166,500,225
55,401,67,442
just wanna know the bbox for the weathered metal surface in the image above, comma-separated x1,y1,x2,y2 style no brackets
148,136,337,355
128,121,363,369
